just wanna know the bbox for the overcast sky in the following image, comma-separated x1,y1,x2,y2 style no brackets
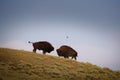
0,0,120,70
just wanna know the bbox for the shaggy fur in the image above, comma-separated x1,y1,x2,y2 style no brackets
56,45,78,60
29,41,54,54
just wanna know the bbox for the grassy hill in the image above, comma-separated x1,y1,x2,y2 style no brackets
0,48,120,80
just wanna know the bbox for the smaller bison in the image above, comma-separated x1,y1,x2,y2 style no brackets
29,41,54,54
56,45,78,60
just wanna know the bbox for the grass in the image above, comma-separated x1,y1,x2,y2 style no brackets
0,48,120,80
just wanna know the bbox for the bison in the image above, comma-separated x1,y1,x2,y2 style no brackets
56,45,78,60
29,41,54,54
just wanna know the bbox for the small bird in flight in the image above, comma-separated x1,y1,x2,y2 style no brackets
66,36,69,39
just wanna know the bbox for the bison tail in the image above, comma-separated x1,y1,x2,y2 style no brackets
28,41,33,44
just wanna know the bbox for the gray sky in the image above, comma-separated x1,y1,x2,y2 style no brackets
0,0,120,70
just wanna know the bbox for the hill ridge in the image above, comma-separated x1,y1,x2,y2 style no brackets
0,48,120,80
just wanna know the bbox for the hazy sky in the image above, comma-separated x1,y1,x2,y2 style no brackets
0,0,120,70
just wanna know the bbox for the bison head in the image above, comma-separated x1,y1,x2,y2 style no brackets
48,46,54,53
56,49,63,56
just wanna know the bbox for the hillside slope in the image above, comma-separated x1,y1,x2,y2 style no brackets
0,48,120,80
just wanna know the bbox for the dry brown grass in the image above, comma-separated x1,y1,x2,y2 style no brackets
0,48,120,80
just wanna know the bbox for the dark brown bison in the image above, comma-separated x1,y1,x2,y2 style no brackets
29,41,54,54
56,45,78,60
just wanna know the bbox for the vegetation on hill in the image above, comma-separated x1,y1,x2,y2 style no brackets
0,48,120,80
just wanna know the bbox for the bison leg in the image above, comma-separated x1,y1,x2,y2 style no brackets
43,50,46,55
64,56,69,59
74,57,77,60
33,48,36,53
72,56,77,60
